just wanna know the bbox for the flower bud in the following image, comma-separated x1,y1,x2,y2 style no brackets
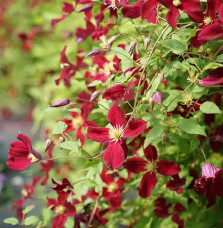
144,37,150,50
44,139,52,152
106,35,119,53
128,40,137,55
58,136,65,145
153,92,162,104
149,98,154,111
202,163,220,179
90,90,100,101
78,3,93,12
86,48,101,58
50,98,70,107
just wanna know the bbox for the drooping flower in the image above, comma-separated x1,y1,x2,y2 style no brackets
195,163,223,207
154,197,185,228
102,84,134,102
166,174,186,194
7,133,41,171
52,178,75,203
123,145,180,197
86,103,147,169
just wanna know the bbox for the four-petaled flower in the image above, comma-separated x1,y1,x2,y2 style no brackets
123,145,180,197
86,103,147,169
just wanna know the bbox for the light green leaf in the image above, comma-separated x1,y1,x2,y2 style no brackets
203,62,222,71
22,205,35,215
146,73,163,99
88,80,102,87
144,125,164,148
200,101,221,114
179,118,207,136
52,121,67,135
119,169,128,179
161,39,187,55
60,141,79,152
24,216,39,226
3,217,19,225
216,54,223,63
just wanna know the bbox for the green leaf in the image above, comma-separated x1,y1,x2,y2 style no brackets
200,101,221,114
88,80,103,87
179,118,207,136
119,169,128,179
146,73,163,99
144,125,164,147
60,141,79,152
161,39,187,55
203,62,222,71
22,205,35,215
216,54,223,63
3,217,19,225
52,121,67,135
190,138,200,152
24,216,39,226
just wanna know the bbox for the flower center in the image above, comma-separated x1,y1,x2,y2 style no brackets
64,186,71,192
167,205,175,215
173,0,181,7
55,205,66,214
103,62,115,75
27,153,39,163
109,125,124,142
146,161,157,173
21,189,28,197
107,182,118,192
203,16,213,25
72,115,84,128
181,93,193,107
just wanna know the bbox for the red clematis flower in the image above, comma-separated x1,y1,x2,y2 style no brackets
154,197,185,228
7,133,41,171
159,0,202,28
86,103,147,169
166,174,186,194
52,2,74,28
195,163,223,207
21,176,40,200
102,84,134,102
100,166,130,210
199,67,223,87
52,178,75,203
123,145,180,197
190,0,223,47
47,198,76,228
56,46,87,87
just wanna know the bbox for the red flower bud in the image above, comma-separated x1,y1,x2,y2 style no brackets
85,48,101,58
50,98,70,107
78,3,93,12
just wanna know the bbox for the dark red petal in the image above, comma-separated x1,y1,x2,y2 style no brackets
52,214,66,228
143,144,158,161
199,75,223,87
157,160,180,176
17,133,32,151
124,119,147,138
141,0,158,23
122,1,141,19
171,215,184,228
108,103,126,127
166,6,180,29
103,142,125,170
100,166,114,184
206,0,221,18
123,157,147,173
86,127,110,142
175,203,185,213
139,172,156,198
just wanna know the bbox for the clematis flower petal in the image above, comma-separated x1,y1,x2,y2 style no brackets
124,119,147,138
171,215,184,228
103,142,125,170
143,144,158,161
202,163,220,179
100,166,114,184
86,127,110,142
108,103,126,127
123,157,147,173
157,160,180,176
102,84,134,102
122,1,141,19
199,67,223,86
166,6,180,29
139,172,156,198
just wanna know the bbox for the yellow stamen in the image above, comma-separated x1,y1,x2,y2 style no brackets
146,161,157,173
109,125,124,142
55,205,66,214
27,153,39,163
107,182,118,192
203,16,213,25
72,115,84,128
173,0,181,7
